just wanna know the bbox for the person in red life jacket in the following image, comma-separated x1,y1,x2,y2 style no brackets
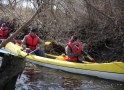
0,23,9,43
0,23,17,44
65,36,95,62
22,28,46,57
0,23,9,39
65,36,84,62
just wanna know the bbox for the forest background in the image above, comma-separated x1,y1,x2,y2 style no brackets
0,0,123,63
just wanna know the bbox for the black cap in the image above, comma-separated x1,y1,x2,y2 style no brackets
30,28,37,32
70,36,78,42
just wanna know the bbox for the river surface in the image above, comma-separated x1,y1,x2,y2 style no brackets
15,62,124,90
0,57,124,90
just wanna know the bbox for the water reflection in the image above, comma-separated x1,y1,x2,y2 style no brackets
14,63,124,90
61,77,82,89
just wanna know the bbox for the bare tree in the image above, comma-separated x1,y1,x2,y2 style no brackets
0,0,123,62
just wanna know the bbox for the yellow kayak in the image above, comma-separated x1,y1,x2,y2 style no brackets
5,42,124,82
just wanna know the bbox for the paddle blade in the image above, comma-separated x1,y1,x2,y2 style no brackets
87,55,95,62
91,58,95,62
45,41,51,45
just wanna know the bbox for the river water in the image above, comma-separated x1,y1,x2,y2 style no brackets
0,57,123,90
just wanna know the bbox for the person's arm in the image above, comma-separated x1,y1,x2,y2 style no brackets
38,37,45,49
21,36,27,50
65,46,78,58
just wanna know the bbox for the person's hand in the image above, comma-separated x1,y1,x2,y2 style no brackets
23,50,26,52
91,58,95,62
36,47,40,50
23,48,30,52
26,48,30,51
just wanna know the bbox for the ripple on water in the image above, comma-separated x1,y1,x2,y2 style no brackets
7,63,124,90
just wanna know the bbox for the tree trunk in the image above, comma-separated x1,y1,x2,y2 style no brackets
0,54,26,90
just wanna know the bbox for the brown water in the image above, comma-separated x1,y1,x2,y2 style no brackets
15,62,124,90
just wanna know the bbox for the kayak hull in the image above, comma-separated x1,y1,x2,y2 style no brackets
26,58,124,82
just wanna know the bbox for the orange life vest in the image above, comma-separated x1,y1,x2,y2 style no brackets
0,29,8,39
65,42,82,62
26,35,38,50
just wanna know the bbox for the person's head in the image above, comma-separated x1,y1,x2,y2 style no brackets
70,35,79,44
30,28,37,37
1,23,8,30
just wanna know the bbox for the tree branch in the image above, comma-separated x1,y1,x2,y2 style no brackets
84,0,117,26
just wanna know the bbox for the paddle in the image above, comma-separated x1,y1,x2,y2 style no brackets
74,44,95,62
45,41,51,45
82,51,95,62
55,52,95,62
24,49,37,57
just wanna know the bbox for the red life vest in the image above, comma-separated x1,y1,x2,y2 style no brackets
66,42,82,62
26,35,38,50
0,29,8,39
17,40,22,46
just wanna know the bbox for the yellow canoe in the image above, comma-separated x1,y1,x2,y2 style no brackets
5,42,124,82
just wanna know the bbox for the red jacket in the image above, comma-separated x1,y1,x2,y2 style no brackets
66,41,82,62
26,35,38,50
0,29,8,39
